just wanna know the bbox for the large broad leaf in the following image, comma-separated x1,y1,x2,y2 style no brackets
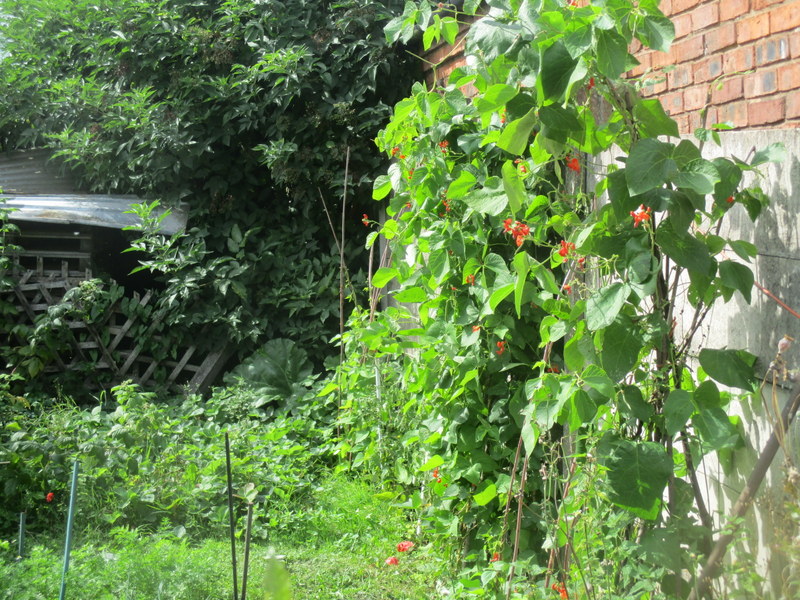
595,29,629,78
638,13,675,52
598,315,642,381
473,481,498,506
719,260,754,303
626,138,676,196
599,437,672,520
693,407,741,452
540,41,578,100
497,108,538,155
539,103,582,144
502,160,527,215
585,282,628,331
663,389,694,436
226,338,313,405
633,99,679,138
474,84,519,121
656,219,715,276
698,348,757,390
751,142,786,166
670,158,720,195
461,176,508,215
467,18,522,63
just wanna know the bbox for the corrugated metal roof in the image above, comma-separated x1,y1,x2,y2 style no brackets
2,194,188,235
0,149,189,234
0,148,78,194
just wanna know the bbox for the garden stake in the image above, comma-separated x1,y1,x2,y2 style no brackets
58,459,79,600
225,432,239,600
240,502,254,600
17,512,25,560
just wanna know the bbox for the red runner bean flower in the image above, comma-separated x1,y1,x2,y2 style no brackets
397,541,415,552
46,492,55,503
558,240,575,257
726,195,735,204
490,552,500,562
629,204,652,227
385,556,399,566
466,274,475,285
566,156,580,172
362,214,369,226
496,341,506,356
552,582,569,599
439,140,449,153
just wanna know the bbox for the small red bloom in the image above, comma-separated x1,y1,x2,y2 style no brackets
443,198,451,212
407,169,414,180
503,218,514,233
552,582,569,599
558,240,575,257
385,556,399,566
566,157,580,172
546,365,561,374
472,325,481,332
577,256,586,270
46,492,55,503
466,274,475,285
629,204,652,228
496,341,506,356
405,201,412,208
587,77,595,90
399,154,406,159
397,541,415,552
432,467,439,478
490,552,501,562
391,146,400,157
362,214,369,226
439,140,449,154
500,110,506,124
563,284,572,294
726,195,735,204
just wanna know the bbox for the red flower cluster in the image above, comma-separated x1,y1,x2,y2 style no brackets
558,240,575,257
552,582,569,599
362,214,369,226
439,140,449,154
490,552,501,562
46,492,55,503
629,204,652,227
566,156,580,172
496,341,506,356
442,198,451,212
466,273,475,285
577,256,586,270
514,158,528,174
503,219,530,246
397,541,415,552
472,325,480,332
432,467,443,483
500,110,506,124
726,195,735,204
385,556,399,566
587,76,595,90
563,284,572,294
391,146,400,157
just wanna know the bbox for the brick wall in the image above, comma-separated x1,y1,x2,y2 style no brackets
634,0,800,132
422,1,800,133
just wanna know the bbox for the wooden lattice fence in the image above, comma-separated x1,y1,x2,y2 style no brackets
2,259,229,393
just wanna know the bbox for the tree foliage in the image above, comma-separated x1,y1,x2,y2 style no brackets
0,0,416,368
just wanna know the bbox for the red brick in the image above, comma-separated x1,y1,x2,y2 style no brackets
650,50,672,69
778,62,800,91
743,70,779,97
720,0,750,20
667,64,693,89
723,46,755,73
789,31,800,57
684,85,708,111
630,39,643,54
629,52,651,78
787,94,800,119
754,37,790,66
704,106,718,127
737,12,770,44
753,0,785,8
670,35,705,63
662,91,684,115
704,23,737,53
693,56,723,83
770,1,800,33
643,77,668,96
717,101,749,128
672,0,701,14
675,114,691,134
711,77,744,104
748,97,785,125
673,13,693,39
688,110,707,132
690,2,720,30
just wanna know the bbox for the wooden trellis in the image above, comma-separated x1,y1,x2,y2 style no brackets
2,259,229,393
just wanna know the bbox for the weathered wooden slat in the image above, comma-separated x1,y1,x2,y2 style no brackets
167,345,197,383
108,289,152,352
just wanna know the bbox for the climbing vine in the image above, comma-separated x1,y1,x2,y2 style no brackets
329,0,784,597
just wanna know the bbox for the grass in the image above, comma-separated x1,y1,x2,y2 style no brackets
0,476,438,600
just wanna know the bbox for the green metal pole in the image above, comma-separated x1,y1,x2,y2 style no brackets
58,460,79,600
17,512,25,560
225,432,239,600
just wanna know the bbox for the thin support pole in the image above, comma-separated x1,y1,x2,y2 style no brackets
58,460,79,600
240,503,254,600
17,512,25,560
225,432,239,600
